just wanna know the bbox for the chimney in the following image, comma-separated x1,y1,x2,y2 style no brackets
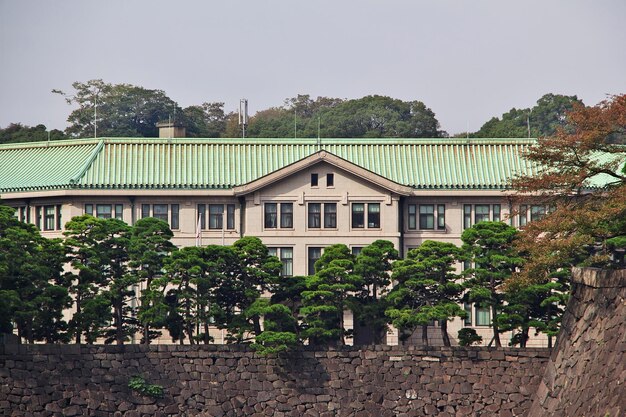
156,122,186,138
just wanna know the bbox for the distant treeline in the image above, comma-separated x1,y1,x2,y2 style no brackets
1,79,585,144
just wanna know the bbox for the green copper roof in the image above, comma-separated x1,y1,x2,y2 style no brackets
0,137,541,193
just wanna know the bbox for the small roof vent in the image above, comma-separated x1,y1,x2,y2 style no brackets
156,122,186,138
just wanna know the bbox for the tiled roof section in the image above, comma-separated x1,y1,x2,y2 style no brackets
0,140,102,192
0,137,540,192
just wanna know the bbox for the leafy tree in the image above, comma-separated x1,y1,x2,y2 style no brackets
301,244,360,346
54,79,181,138
182,102,228,138
473,93,583,138
511,94,626,282
310,96,444,138
0,206,70,343
128,217,176,344
461,222,524,347
0,123,66,144
352,240,398,344
386,241,464,346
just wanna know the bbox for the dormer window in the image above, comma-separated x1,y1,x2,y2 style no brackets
327,173,334,187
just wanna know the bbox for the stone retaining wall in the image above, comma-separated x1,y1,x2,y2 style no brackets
0,344,549,417
528,267,626,417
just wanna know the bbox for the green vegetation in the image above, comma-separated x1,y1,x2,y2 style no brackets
128,375,164,398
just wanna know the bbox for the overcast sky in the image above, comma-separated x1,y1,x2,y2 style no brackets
1,0,625,135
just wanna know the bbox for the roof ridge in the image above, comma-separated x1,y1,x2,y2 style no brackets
69,140,105,185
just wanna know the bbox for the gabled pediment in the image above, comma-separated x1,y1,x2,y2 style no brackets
233,150,414,196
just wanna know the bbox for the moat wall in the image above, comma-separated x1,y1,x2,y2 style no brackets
528,267,626,417
1,344,549,417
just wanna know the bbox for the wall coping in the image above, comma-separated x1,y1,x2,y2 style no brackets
572,267,626,288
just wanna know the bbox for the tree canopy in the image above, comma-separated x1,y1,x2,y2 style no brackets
511,93,626,283
472,93,583,138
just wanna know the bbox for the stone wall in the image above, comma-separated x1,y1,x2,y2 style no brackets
528,267,626,417
0,344,549,417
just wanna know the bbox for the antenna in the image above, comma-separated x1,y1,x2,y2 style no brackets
317,117,321,149
239,99,248,139
294,109,297,139
94,94,97,138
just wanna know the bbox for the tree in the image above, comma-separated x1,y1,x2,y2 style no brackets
128,217,176,344
182,102,228,138
352,240,398,344
473,93,583,138
164,246,206,344
0,123,66,144
0,206,70,343
300,244,360,346
511,94,626,283
54,79,181,138
386,241,465,346
64,215,110,343
461,222,524,347
311,96,444,138
230,237,281,338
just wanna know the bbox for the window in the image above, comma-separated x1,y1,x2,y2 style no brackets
463,205,472,230
227,204,236,230
352,203,365,228
352,203,380,229
36,205,62,231
19,206,27,222
351,246,363,256
519,205,528,227
153,204,169,222
308,203,321,228
199,204,236,230
268,247,294,277
437,204,446,230
326,173,334,187
170,204,179,230
198,204,206,229
308,247,323,275
463,302,472,326
209,205,223,229
264,203,278,228
530,205,546,222
475,205,490,224
141,204,179,229
475,306,491,326
324,203,337,228
280,203,293,228
368,203,380,228
408,205,417,230
492,204,501,222
311,173,319,187
464,204,501,229
419,205,435,229
85,204,124,220
44,205,55,231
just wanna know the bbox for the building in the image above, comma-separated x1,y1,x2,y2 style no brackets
0,136,545,346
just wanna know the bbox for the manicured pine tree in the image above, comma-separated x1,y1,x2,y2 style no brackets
461,221,524,348
386,240,464,346
0,206,70,343
300,244,360,346
353,240,398,344
128,217,176,344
